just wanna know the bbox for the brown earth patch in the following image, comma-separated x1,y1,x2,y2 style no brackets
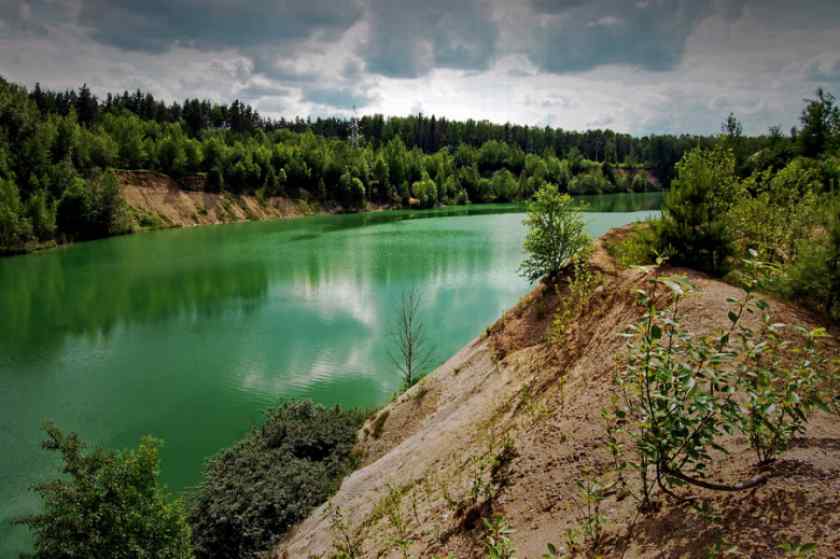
273,229,840,559
116,170,323,229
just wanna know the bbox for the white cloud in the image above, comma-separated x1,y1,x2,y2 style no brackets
0,0,838,134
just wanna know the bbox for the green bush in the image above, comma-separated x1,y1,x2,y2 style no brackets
568,170,610,195
188,401,366,559
784,198,840,321
339,170,366,210
26,190,57,242
16,423,194,559
56,171,129,240
0,178,31,247
657,146,738,275
612,272,834,509
491,168,518,201
606,221,661,268
519,183,590,284
412,175,438,208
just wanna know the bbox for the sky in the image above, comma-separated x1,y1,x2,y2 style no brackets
1,0,840,135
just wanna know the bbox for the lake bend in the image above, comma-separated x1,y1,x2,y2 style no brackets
0,192,660,556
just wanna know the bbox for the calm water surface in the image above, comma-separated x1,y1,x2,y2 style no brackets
0,193,660,556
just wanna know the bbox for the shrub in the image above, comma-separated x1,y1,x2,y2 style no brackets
340,170,366,210
491,169,518,201
631,173,649,192
188,401,366,559
56,171,129,240
0,178,31,247
612,271,834,509
26,190,57,242
606,221,662,268
657,146,738,275
519,183,590,284
784,197,840,321
412,175,438,208
16,423,193,559
568,170,610,195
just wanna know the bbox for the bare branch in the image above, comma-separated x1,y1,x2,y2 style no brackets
387,288,434,388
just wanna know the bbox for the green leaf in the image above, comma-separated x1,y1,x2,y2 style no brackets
651,325,662,339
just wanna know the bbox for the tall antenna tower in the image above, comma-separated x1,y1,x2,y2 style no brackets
350,105,363,148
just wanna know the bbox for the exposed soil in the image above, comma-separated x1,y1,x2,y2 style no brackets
273,226,840,559
117,170,325,229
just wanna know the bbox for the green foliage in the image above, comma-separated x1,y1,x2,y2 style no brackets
574,476,608,551
412,174,438,208
188,400,365,559
727,160,822,267
631,172,649,192
778,541,818,558
491,168,519,201
783,197,840,321
798,88,840,158
549,248,599,343
339,169,366,210
483,515,516,559
613,272,835,509
25,190,57,241
568,168,611,195
519,183,590,284
16,422,193,559
0,178,32,247
657,146,738,275
606,221,661,268
56,170,129,240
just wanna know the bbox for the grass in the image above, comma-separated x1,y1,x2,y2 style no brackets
604,220,661,268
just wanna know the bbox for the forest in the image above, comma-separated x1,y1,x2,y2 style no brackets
612,88,840,323
0,76,783,253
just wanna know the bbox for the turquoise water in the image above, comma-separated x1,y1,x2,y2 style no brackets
0,194,660,556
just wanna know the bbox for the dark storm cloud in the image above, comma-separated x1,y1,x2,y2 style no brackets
527,0,840,75
363,0,498,78
528,0,715,73
77,0,364,53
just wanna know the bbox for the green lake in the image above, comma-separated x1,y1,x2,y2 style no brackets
0,192,660,556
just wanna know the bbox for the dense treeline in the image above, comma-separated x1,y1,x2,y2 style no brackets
0,75,787,252
30,81,714,175
616,88,840,322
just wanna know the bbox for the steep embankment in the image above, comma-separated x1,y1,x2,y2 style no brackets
117,171,321,229
274,229,840,558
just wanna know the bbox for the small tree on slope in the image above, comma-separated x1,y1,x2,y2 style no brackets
519,183,590,284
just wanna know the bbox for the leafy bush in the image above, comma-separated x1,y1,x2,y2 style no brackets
605,221,661,268
491,169,519,201
657,146,739,275
612,272,834,509
412,175,438,208
568,170,610,195
340,170,366,210
784,197,840,321
56,170,129,240
631,173,649,192
16,423,193,559
188,401,366,559
26,190,57,242
0,178,32,247
519,183,590,284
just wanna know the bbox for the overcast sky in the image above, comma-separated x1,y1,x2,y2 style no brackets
2,0,840,135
